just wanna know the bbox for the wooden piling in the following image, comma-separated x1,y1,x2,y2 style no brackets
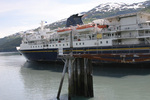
57,57,94,100
57,58,68,99
68,57,74,100
84,58,88,96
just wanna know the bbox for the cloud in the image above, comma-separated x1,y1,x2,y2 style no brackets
0,24,39,38
0,1,22,14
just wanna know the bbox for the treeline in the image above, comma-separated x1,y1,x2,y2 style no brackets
0,37,22,52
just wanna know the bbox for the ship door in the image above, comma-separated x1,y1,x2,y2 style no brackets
58,48,63,55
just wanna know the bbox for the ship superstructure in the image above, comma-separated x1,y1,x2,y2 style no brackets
17,12,150,62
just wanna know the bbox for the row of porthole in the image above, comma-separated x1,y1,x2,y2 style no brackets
100,41,109,44
31,42,85,48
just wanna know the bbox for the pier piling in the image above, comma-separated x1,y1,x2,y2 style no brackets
57,58,68,99
57,57,94,100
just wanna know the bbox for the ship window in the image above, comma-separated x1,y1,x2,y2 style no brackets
63,44,65,46
59,44,61,46
106,41,108,43
79,43,81,45
76,43,78,45
83,42,84,45
49,45,51,47
56,44,57,46
53,45,54,47
67,43,68,46
100,41,102,44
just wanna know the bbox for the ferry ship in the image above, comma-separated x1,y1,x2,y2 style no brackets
17,12,150,63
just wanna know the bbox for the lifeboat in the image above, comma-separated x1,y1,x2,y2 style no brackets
97,25,108,28
76,24,94,33
76,24,108,34
57,28,72,35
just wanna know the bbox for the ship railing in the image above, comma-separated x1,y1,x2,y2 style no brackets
138,22,150,29
99,24,138,33
138,25,150,29
103,34,138,39
139,33,150,36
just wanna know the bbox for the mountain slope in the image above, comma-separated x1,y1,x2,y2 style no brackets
0,37,22,52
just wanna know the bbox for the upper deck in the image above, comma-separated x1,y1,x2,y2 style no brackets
19,12,150,50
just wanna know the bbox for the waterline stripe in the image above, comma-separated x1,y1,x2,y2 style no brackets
20,47,150,53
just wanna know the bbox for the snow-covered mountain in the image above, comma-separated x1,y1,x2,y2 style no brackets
90,2,145,13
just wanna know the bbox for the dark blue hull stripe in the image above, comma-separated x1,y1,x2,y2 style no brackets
19,45,150,61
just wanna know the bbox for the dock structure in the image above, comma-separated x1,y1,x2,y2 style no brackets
56,28,150,100
57,53,150,100
57,31,94,100
57,54,94,100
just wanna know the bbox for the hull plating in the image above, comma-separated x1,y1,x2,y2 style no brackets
19,44,150,62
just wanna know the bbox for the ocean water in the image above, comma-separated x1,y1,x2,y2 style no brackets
0,52,150,100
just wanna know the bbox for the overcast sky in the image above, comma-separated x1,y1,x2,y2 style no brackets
0,0,147,38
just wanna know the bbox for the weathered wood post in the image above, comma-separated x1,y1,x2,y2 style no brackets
68,30,74,100
57,58,68,99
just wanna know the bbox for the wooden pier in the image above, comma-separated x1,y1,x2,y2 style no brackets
57,55,94,100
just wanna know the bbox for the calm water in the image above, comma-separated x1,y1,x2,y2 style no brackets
0,52,150,100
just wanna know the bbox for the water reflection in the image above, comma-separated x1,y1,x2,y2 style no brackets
93,63,150,77
20,61,150,100
22,61,64,72
20,61,68,100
